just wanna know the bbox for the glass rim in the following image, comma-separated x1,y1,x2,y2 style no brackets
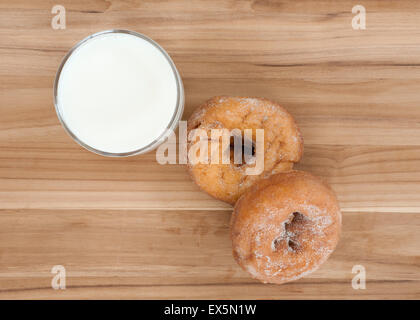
53,29,184,157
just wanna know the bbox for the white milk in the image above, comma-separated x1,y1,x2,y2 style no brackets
55,31,181,155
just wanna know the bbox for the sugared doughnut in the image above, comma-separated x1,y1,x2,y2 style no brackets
187,96,303,204
231,170,341,284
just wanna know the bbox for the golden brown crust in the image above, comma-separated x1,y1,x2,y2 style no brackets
187,96,303,204
231,170,341,284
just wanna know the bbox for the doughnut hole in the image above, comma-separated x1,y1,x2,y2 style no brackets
228,134,256,166
272,212,310,253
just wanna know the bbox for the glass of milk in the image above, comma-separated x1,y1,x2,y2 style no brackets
54,30,184,156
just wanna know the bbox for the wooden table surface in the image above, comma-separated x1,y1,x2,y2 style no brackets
0,0,419,299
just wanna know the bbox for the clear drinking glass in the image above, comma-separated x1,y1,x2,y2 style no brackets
53,29,184,157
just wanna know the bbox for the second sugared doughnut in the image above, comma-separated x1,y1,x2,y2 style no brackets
231,170,341,284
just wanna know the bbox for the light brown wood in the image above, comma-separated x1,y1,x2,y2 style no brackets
0,210,418,299
0,0,419,299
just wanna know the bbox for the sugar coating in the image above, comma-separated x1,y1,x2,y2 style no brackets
231,170,342,285
187,96,303,204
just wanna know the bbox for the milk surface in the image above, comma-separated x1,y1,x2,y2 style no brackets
56,32,178,154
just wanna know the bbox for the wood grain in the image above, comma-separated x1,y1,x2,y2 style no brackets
0,210,418,299
0,0,419,299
